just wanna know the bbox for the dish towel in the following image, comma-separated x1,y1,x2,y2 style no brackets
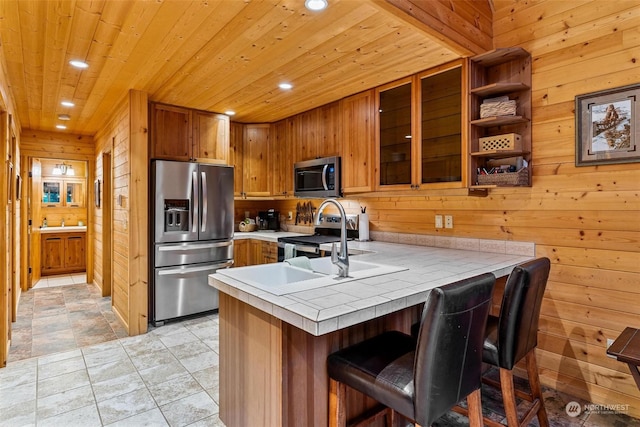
284,256,312,270
284,243,296,260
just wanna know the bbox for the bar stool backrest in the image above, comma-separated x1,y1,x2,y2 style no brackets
497,257,551,369
413,273,495,426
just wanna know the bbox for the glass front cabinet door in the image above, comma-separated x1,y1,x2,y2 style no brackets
65,180,85,207
376,60,466,191
42,180,62,206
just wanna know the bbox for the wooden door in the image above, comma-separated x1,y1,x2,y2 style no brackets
341,90,375,193
65,234,86,270
229,122,244,197
193,111,229,164
243,124,271,197
149,103,191,161
42,235,64,275
249,239,263,265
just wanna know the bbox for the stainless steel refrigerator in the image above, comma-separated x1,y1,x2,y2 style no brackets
150,160,234,326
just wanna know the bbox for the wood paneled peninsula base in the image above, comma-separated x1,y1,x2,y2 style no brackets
211,240,535,427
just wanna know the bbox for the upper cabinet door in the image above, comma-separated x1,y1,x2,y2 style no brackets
192,111,230,164
377,77,414,189
42,180,62,207
65,179,86,207
243,124,271,197
376,60,466,191
150,103,191,161
341,90,375,193
419,66,463,185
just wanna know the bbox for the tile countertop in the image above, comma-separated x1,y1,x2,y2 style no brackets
210,239,535,337
38,226,87,234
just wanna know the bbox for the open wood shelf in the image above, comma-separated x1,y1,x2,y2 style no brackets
471,82,530,97
470,115,529,127
470,150,530,158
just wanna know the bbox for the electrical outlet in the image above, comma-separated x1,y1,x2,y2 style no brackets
606,338,616,358
435,215,443,229
445,215,453,229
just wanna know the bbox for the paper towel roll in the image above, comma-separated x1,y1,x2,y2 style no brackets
359,213,369,241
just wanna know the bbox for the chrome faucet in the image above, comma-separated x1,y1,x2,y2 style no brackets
315,199,349,278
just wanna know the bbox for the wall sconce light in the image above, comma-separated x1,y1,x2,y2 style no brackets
53,163,74,176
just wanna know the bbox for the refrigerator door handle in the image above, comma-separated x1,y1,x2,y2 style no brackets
201,171,207,233
158,260,234,276
192,171,199,233
158,241,233,252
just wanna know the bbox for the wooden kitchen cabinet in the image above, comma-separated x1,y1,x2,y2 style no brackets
149,103,191,161
233,239,277,267
243,124,271,197
341,90,375,193
192,111,230,164
376,60,465,191
150,102,230,164
41,232,86,276
270,120,294,197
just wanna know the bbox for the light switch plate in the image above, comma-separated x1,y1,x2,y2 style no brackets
606,338,616,358
435,215,443,229
445,215,453,229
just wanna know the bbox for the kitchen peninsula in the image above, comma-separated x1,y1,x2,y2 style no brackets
210,238,535,426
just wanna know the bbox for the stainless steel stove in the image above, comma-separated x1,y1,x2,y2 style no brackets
277,213,358,261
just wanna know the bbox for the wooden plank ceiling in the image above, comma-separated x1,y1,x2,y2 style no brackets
0,0,492,135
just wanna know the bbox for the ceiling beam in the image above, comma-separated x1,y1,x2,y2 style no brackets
373,0,494,56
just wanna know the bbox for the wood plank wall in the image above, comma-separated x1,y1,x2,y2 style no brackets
93,95,132,333
489,0,640,417
93,90,148,336
264,0,640,416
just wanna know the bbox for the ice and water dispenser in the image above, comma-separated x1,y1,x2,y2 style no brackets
164,199,190,232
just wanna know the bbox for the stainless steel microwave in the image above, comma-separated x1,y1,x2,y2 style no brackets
294,156,341,198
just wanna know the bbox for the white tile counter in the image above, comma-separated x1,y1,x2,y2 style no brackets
39,226,87,234
211,239,535,336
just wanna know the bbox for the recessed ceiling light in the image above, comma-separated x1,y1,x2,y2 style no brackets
56,124,67,129
305,0,327,11
225,110,236,116
61,101,75,107
279,83,293,90
58,114,71,121
69,60,89,69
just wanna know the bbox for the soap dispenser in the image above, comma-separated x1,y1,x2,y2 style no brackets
61,218,65,227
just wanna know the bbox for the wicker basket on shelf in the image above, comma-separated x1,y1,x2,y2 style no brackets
477,168,529,186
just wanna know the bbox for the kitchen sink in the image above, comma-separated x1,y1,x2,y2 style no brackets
215,257,408,296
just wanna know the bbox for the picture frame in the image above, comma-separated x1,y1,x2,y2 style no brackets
575,83,639,166
16,175,22,200
94,179,101,207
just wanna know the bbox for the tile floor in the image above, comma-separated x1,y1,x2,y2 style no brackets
3,277,639,426
8,275,128,363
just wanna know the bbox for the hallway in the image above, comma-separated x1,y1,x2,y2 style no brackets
8,275,128,363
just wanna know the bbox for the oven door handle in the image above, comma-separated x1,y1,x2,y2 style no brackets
278,242,319,255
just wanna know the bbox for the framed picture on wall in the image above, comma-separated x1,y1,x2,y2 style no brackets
16,175,22,200
94,179,101,207
575,83,639,166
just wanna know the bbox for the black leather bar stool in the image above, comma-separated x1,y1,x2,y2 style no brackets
482,257,551,427
327,273,496,427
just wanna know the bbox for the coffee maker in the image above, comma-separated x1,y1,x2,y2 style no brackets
258,209,280,231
